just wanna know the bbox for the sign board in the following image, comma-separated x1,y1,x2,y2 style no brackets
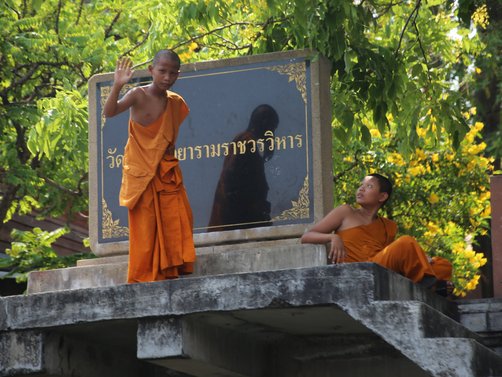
88,50,332,256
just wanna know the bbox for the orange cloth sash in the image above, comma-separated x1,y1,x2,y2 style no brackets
119,91,188,209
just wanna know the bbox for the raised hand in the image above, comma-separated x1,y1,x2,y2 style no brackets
114,57,134,87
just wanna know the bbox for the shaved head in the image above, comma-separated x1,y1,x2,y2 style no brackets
152,49,181,68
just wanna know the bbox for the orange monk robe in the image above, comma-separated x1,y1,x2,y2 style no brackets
119,91,196,283
337,217,452,283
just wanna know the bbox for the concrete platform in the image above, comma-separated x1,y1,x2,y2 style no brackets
27,242,326,294
2,263,500,377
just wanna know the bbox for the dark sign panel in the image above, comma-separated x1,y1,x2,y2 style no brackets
89,51,331,253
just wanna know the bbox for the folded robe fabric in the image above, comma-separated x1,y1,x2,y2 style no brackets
337,217,452,283
120,91,196,282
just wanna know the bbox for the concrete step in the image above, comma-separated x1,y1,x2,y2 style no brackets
457,298,502,356
342,300,502,377
27,243,327,294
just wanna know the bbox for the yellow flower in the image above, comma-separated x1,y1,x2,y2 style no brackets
188,42,199,52
426,221,441,234
431,153,439,162
475,67,482,75
467,142,486,155
467,160,477,171
370,128,381,138
472,4,489,30
466,276,480,291
479,191,490,201
387,152,406,166
452,242,465,254
415,148,426,161
428,193,440,204
474,121,484,132
416,127,427,137
464,250,476,259
464,132,476,144
470,218,480,228
178,52,192,62
408,165,426,176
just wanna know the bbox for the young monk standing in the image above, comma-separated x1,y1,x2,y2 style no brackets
301,174,452,292
103,50,195,283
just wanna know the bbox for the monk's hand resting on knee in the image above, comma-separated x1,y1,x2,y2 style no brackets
328,235,346,264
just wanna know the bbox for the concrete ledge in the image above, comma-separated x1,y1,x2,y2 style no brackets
1,264,498,377
458,298,502,356
458,298,502,333
7,264,377,331
5,263,453,332
27,243,327,294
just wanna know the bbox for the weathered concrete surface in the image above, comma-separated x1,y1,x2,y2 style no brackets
26,243,327,294
0,331,43,376
345,300,499,377
458,298,502,356
2,263,501,377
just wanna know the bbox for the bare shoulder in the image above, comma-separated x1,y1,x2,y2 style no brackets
334,204,355,215
127,86,146,100
120,86,143,104
309,204,354,233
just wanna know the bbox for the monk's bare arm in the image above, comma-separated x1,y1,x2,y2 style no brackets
301,205,351,243
301,205,352,263
103,58,136,118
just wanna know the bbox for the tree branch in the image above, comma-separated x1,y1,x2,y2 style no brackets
394,0,421,57
0,61,69,98
75,0,84,25
120,29,151,62
333,150,362,182
55,0,62,43
132,18,288,69
413,20,432,85
105,11,121,39
41,175,83,196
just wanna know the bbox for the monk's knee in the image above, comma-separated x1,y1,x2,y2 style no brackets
395,235,417,244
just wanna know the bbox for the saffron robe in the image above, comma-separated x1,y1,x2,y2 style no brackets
120,91,196,282
337,217,452,283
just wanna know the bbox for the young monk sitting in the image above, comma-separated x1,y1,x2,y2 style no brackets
301,173,452,295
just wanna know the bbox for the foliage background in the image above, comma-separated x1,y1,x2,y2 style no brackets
0,0,499,294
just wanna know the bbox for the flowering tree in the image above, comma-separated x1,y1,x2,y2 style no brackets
332,119,493,296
